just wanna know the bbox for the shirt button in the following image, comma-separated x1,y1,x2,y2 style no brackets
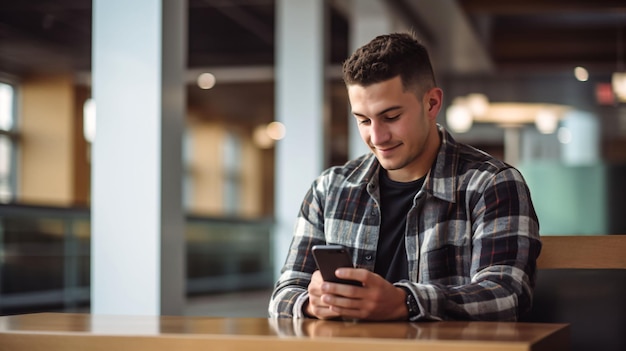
365,255,373,261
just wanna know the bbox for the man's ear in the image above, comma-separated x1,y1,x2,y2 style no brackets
425,87,443,118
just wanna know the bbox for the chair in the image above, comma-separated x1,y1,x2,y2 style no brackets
522,235,626,351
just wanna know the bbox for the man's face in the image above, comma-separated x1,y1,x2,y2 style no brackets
348,76,442,182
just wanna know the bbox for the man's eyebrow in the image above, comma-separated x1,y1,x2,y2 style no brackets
352,105,402,118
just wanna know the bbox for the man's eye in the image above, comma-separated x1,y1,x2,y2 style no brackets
358,119,371,125
386,115,400,121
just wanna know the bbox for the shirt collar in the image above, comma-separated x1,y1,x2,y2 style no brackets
426,124,459,203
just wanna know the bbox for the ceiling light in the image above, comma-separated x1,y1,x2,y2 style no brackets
197,73,216,90
266,121,286,140
574,66,589,82
466,93,489,117
612,72,626,102
83,98,96,143
446,104,473,133
535,109,559,134
252,122,287,149
474,102,570,128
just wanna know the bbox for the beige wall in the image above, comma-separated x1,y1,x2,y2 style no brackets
186,111,270,218
187,112,225,215
19,74,76,206
239,127,265,218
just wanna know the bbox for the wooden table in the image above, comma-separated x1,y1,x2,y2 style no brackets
0,313,569,351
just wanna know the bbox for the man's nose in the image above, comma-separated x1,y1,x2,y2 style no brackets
369,121,390,145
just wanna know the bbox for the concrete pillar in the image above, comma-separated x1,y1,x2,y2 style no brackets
91,0,186,315
274,0,327,277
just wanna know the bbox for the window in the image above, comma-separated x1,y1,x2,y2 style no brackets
0,82,17,203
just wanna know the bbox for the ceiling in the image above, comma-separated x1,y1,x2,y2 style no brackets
1,0,625,79
458,0,626,74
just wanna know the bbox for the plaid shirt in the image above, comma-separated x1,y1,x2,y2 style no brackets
269,125,541,321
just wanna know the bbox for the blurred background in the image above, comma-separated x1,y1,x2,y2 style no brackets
0,0,625,316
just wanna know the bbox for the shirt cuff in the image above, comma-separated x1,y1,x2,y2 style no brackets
293,291,311,318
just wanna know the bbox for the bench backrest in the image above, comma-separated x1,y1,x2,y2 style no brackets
524,235,626,351
536,235,626,269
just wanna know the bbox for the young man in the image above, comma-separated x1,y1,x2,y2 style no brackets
268,32,541,321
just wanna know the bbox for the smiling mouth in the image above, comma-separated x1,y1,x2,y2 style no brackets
374,145,400,152
374,144,401,154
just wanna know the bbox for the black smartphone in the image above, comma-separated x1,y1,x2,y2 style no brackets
311,245,362,286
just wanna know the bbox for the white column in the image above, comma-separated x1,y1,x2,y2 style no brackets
91,0,186,315
347,0,395,159
504,127,521,167
349,0,396,50
560,110,600,165
274,0,327,278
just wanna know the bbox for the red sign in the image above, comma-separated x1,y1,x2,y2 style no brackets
595,82,614,105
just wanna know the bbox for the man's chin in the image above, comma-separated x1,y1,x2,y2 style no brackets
375,158,401,171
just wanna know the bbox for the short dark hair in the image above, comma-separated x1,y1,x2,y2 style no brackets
342,32,437,95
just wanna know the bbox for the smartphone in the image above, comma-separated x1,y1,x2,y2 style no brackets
312,245,362,286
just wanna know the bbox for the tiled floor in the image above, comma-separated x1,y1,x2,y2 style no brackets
185,289,272,318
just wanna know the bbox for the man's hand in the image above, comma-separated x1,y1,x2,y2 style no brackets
305,268,408,321
305,270,342,319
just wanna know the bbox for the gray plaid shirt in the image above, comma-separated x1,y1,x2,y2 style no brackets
269,125,541,321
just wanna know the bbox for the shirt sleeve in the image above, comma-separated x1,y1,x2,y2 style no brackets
268,179,327,318
397,168,542,321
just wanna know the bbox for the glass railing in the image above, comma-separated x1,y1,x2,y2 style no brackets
0,204,274,315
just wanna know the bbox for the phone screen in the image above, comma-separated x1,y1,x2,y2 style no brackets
312,245,362,286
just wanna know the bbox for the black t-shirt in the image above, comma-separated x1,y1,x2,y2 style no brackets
374,170,425,283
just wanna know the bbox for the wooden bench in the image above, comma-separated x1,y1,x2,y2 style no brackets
536,235,626,269
523,235,626,351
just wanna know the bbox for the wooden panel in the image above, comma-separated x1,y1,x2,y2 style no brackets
19,74,76,206
537,235,626,269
